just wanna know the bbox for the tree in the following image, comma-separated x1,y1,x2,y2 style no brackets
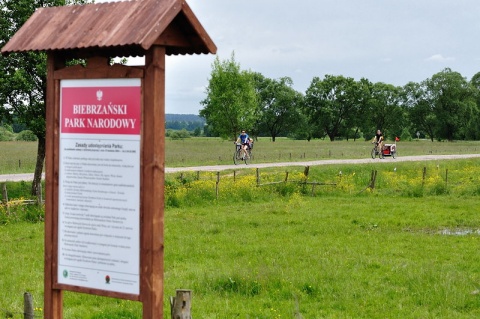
0,0,91,196
253,74,302,142
199,53,257,140
467,72,480,139
304,75,362,141
425,68,477,141
401,81,437,142
361,82,403,141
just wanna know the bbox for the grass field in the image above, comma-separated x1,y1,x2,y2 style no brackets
1,138,479,172
2,195,480,318
1,139,480,318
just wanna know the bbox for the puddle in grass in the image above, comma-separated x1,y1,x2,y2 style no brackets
438,228,480,236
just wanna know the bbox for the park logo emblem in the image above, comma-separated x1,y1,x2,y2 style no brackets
62,270,68,278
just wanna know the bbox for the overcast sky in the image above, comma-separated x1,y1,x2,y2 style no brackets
96,0,480,114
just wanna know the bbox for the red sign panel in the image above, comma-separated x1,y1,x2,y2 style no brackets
61,86,141,135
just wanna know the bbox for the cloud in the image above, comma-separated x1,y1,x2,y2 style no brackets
426,54,455,62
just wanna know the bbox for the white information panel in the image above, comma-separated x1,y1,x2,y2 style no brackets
58,79,141,295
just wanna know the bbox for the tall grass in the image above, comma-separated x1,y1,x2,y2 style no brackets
164,159,480,207
0,142,37,174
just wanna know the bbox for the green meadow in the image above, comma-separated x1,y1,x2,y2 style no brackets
1,138,479,172
1,139,480,318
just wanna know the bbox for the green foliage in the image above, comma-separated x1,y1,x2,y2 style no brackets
425,68,478,141
200,52,258,140
0,125,16,141
15,130,37,141
305,75,357,141
400,127,413,141
168,129,191,140
253,73,303,141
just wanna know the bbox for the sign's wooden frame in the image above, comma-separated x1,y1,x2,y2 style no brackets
45,49,166,318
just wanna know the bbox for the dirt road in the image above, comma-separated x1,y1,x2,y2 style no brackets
2,154,478,182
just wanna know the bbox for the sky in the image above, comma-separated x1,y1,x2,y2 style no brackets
96,0,480,114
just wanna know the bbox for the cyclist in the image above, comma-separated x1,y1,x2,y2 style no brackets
372,129,384,156
235,130,252,159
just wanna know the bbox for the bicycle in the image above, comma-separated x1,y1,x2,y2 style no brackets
233,142,252,165
371,142,384,159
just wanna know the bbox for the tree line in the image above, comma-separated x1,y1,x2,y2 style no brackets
200,53,480,142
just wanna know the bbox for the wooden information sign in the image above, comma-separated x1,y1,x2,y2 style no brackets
1,1,216,318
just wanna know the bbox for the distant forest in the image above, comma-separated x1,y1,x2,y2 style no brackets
165,114,205,131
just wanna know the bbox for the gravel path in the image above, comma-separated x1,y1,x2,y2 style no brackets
3,154,477,182
165,153,480,173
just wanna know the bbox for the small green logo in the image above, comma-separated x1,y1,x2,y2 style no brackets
63,270,68,278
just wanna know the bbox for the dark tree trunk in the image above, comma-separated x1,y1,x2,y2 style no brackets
31,136,46,196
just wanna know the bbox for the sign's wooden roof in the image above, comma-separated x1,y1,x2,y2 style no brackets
1,0,216,58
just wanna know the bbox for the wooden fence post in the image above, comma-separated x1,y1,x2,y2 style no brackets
170,289,192,319
422,167,427,187
368,170,377,189
24,292,34,319
256,168,260,186
284,172,289,183
445,169,448,188
216,172,220,199
303,166,310,178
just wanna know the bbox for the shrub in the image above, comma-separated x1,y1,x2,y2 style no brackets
0,126,15,141
170,129,191,140
16,130,38,141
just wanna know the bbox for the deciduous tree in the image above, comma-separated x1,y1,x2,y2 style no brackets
304,75,362,141
253,74,302,142
200,53,257,140
0,0,91,195
425,68,477,141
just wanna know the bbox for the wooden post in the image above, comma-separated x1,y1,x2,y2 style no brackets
445,168,448,188
369,170,377,189
284,171,289,183
303,166,310,178
45,51,63,319
215,172,220,199
256,168,260,186
24,292,34,319
170,289,192,319
422,167,427,187
233,170,236,182
141,45,166,319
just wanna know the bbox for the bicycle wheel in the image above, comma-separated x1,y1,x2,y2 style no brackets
371,147,376,159
233,149,241,165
